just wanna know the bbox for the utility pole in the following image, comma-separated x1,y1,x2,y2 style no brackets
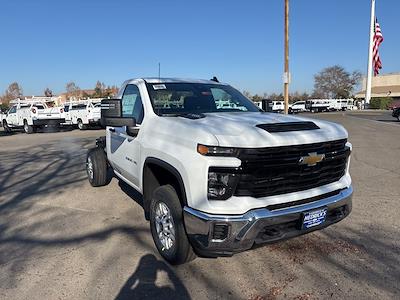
284,0,290,114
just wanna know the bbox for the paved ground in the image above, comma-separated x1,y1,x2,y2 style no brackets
0,111,399,300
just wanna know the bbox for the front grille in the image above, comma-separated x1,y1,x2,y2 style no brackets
234,139,349,198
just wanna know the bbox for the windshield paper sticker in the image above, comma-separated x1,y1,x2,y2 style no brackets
153,84,166,90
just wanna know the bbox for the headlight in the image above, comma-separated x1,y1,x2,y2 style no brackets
197,144,238,157
208,168,239,200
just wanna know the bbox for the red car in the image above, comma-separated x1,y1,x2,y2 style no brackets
388,100,400,110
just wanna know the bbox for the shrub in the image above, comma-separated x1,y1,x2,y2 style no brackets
369,97,393,109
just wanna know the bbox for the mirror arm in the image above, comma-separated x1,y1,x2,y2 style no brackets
126,126,139,137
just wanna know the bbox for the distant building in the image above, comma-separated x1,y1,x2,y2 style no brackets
355,73,400,101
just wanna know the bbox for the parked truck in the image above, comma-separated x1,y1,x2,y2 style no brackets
86,78,353,264
2,98,65,134
62,99,102,130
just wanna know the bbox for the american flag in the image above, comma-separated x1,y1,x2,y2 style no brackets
373,18,384,76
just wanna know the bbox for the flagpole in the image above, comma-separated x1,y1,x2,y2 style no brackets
365,0,376,105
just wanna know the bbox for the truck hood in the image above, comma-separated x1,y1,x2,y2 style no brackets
172,112,348,148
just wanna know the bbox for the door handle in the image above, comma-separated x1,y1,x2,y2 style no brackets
109,128,116,132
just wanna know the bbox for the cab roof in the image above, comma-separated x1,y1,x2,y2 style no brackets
126,77,226,85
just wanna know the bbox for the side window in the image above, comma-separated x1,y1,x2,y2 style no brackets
121,84,144,124
9,106,17,114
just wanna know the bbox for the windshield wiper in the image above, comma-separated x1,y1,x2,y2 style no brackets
161,112,206,119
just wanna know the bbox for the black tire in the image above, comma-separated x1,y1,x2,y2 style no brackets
86,147,108,187
3,120,12,133
150,185,196,265
23,120,34,134
77,119,87,130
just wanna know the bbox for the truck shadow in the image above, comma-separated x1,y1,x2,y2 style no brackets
0,136,193,298
115,254,190,300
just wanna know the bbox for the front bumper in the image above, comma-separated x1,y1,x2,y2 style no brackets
183,186,352,257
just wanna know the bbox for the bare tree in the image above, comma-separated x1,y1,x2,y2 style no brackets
1,82,23,105
252,94,263,102
313,65,362,98
242,90,252,99
7,82,23,99
44,87,53,97
66,82,80,99
269,93,284,101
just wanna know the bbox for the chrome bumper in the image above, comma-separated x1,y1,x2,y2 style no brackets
183,186,353,257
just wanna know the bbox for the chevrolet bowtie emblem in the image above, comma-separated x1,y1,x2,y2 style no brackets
299,152,325,166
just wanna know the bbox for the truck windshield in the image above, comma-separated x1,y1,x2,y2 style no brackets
145,82,259,115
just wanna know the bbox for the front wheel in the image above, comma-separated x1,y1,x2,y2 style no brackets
86,147,108,187
150,185,196,265
3,120,12,133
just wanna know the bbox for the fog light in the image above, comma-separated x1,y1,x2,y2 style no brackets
212,223,229,241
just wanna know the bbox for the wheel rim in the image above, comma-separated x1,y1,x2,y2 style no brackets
24,123,28,132
86,156,94,180
155,202,176,251
78,121,82,129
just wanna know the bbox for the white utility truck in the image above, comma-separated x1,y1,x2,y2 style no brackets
62,99,102,130
305,99,331,113
2,98,65,133
328,99,352,111
86,78,353,264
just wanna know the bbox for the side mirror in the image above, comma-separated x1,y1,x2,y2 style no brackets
100,99,136,128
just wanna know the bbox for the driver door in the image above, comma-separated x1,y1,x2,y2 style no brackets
7,105,18,126
106,84,144,188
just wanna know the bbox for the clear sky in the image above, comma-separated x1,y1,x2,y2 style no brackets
0,0,398,96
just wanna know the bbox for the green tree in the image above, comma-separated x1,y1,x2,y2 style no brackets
94,81,106,98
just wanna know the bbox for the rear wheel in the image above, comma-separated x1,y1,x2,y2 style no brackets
86,147,108,187
150,185,196,265
23,120,34,134
77,119,87,130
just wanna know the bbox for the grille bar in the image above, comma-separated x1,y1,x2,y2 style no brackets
234,139,349,198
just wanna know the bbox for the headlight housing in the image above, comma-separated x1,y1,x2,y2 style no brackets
208,168,240,200
197,144,238,157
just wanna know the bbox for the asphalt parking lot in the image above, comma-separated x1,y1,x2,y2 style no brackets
0,111,399,300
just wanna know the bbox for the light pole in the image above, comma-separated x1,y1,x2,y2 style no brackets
284,0,290,114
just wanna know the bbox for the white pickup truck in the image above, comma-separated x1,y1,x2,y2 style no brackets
288,101,307,114
86,78,353,264
2,100,65,134
62,99,102,130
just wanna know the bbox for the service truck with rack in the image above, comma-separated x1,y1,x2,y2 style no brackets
86,78,353,264
2,97,65,134
62,99,102,130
